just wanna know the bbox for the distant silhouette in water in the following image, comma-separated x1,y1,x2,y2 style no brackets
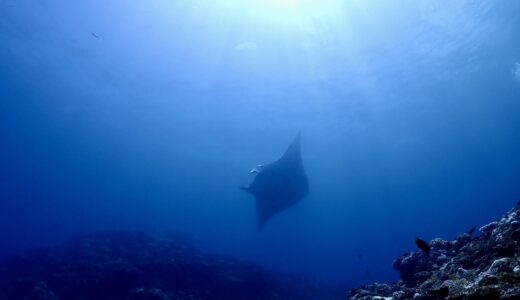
415,238,431,253
467,226,477,236
241,133,309,230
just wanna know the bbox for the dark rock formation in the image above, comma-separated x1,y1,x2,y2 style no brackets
349,203,520,299
0,232,339,300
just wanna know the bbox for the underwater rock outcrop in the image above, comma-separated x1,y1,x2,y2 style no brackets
0,232,339,300
349,203,520,300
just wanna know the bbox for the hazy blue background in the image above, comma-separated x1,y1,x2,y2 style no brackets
1,0,520,286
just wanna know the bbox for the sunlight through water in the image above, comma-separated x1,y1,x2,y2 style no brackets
267,0,301,7
2,0,520,290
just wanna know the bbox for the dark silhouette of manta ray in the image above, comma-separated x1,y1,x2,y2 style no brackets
241,133,309,230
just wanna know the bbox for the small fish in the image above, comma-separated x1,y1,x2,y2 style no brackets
467,226,476,236
415,238,431,253
91,32,100,39
249,164,264,174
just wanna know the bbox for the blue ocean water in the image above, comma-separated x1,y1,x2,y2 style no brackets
0,0,519,288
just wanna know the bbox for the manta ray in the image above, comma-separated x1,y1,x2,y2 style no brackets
241,133,309,230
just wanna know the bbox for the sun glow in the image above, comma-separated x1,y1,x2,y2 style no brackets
267,0,301,7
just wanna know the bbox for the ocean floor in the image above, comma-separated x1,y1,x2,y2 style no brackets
2,204,520,299
349,203,520,300
0,231,341,300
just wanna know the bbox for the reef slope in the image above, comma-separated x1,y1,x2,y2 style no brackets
0,232,339,300
349,204,520,300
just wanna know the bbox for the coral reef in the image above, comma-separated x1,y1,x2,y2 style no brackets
349,204,520,300
0,232,339,300
4,205,520,300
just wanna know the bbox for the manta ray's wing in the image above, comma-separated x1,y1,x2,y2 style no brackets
242,133,309,230
278,132,303,164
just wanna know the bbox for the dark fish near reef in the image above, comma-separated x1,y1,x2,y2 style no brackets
415,238,431,253
241,133,309,230
467,226,477,236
